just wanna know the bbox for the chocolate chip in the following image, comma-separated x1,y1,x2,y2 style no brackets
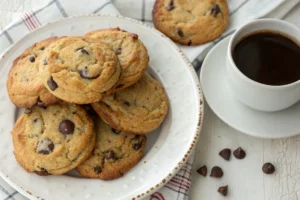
79,69,100,79
262,163,275,174
123,101,130,106
75,47,89,55
33,118,38,123
94,166,102,174
116,84,125,89
176,29,184,37
24,108,32,114
104,149,115,160
29,56,35,63
166,0,175,11
115,48,122,55
188,40,192,46
130,33,138,40
211,3,221,17
44,60,48,65
59,120,75,135
47,76,58,91
197,165,207,177
40,47,45,50
133,143,142,150
233,147,246,159
210,166,223,178
37,99,46,109
218,185,228,196
37,139,54,155
219,148,231,161
34,168,50,176
111,128,122,135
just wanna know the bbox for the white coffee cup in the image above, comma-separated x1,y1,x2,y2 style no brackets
226,19,300,112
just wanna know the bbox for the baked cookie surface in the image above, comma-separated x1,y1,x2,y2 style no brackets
92,73,168,134
42,37,121,104
11,103,95,175
76,118,146,180
85,28,149,92
153,0,229,45
6,37,60,108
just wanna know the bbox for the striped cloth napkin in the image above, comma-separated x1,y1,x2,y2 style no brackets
0,0,297,200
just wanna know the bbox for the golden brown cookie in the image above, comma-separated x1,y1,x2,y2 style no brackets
6,37,60,108
11,103,95,175
42,37,121,104
92,73,168,134
85,28,149,93
76,118,146,180
153,0,229,45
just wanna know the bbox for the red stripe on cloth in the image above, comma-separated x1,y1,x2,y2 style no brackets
24,12,37,29
29,11,41,27
150,193,164,200
169,179,190,189
21,15,33,31
180,169,192,175
174,174,192,182
172,177,191,185
164,185,187,196
156,192,165,200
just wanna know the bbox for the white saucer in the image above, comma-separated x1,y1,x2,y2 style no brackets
200,36,300,139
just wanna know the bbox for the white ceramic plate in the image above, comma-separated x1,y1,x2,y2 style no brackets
0,15,203,200
200,35,300,139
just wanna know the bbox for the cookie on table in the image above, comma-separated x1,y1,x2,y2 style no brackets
92,73,168,135
85,28,149,93
152,0,229,45
42,37,121,104
11,103,96,175
76,118,146,180
6,37,60,108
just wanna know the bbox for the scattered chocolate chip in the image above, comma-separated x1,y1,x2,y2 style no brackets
59,120,75,135
218,185,228,196
262,162,275,174
33,118,38,123
130,33,138,40
133,143,142,150
94,166,102,174
188,40,192,46
24,108,32,114
197,165,207,177
40,47,45,50
111,128,122,135
81,49,89,55
37,99,46,109
123,101,130,106
43,60,48,65
176,29,184,37
166,0,175,11
79,69,100,79
210,166,223,178
104,149,116,160
233,147,246,159
37,139,54,155
211,3,221,17
219,148,231,161
47,76,58,91
29,56,35,63
34,168,50,176
116,84,125,89
115,48,122,55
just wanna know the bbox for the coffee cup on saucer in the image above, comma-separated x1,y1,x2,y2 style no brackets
226,19,300,112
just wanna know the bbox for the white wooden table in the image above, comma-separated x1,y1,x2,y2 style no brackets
1,1,300,200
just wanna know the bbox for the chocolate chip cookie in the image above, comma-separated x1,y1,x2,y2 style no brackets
76,118,146,180
11,103,96,175
42,37,121,104
6,37,60,108
85,28,149,93
92,73,168,134
153,0,229,45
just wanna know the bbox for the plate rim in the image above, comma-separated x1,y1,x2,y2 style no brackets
200,35,300,139
0,14,204,200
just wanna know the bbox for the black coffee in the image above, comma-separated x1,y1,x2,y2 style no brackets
232,31,300,85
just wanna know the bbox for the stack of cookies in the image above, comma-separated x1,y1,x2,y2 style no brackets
6,28,169,180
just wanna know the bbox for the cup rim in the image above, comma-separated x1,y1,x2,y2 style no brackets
227,18,300,90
